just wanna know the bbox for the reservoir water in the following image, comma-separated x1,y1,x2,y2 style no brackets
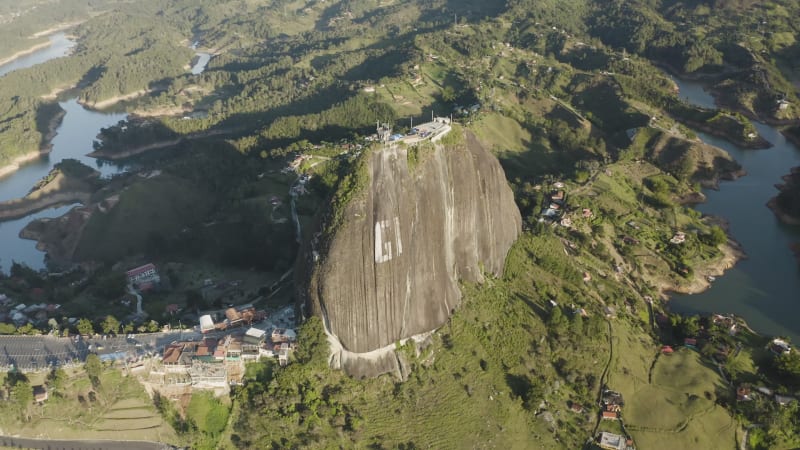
0,99,128,202
0,32,75,77
0,39,211,271
0,204,78,271
0,99,127,271
191,52,211,75
668,77,800,342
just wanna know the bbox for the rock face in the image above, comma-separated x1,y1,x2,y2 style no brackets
302,130,521,377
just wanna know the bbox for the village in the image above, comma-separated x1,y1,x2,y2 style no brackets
0,255,302,405
0,303,299,403
0,115,457,404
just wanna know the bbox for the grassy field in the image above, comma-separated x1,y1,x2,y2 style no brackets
606,324,738,450
1,368,180,444
472,112,532,153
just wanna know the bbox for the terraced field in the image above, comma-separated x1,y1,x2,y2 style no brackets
92,398,169,434
4,370,180,444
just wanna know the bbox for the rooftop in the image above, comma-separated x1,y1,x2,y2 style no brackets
599,431,626,450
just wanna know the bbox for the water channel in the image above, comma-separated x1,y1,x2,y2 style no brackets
0,38,211,272
668,77,800,342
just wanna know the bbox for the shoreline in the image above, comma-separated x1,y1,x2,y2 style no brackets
0,107,65,180
766,166,800,226
0,191,90,223
766,197,800,225
661,236,746,298
41,83,77,101
88,128,231,160
0,41,51,68
711,92,800,127
78,89,151,110
31,21,83,38
659,63,800,126
0,152,48,180
0,21,81,66
781,128,800,148
0,168,96,222
88,137,183,160
682,118,772,150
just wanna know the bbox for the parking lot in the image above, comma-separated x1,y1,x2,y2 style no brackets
0,331,202,371
0,306,297,372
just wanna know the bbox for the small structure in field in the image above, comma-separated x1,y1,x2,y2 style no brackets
737,385,752,402
598,431,631,450
32,385,48,403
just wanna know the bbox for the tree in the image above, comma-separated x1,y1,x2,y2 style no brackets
16,323,38,335
701,225,727,247
93,272,127,299
570,312,584,336
101,315,120,335
47,367,67,394
85,353,102,385
441,85,457,103
187,391,229,435
774,351,800,381
185,289,206,312
679,315,701,338
77,318,94,336
674,153,696,181
11,379,33,420
548,306,568,335
147,320,160,332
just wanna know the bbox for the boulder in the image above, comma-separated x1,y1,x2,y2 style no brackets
301,130,521,376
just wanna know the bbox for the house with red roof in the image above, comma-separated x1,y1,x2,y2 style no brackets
126,263,160,292
602,410,619,420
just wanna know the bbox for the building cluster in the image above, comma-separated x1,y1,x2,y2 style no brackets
198,304,267,333
600,388,624,421
371,117,452,145
540,183,567,222
287,154,312,172
595,389,635,449
711,314,739,335
737,384,797,406
158,326,298,388
0,293,62,327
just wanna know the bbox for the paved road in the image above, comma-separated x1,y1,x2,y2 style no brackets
0,435,172,450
